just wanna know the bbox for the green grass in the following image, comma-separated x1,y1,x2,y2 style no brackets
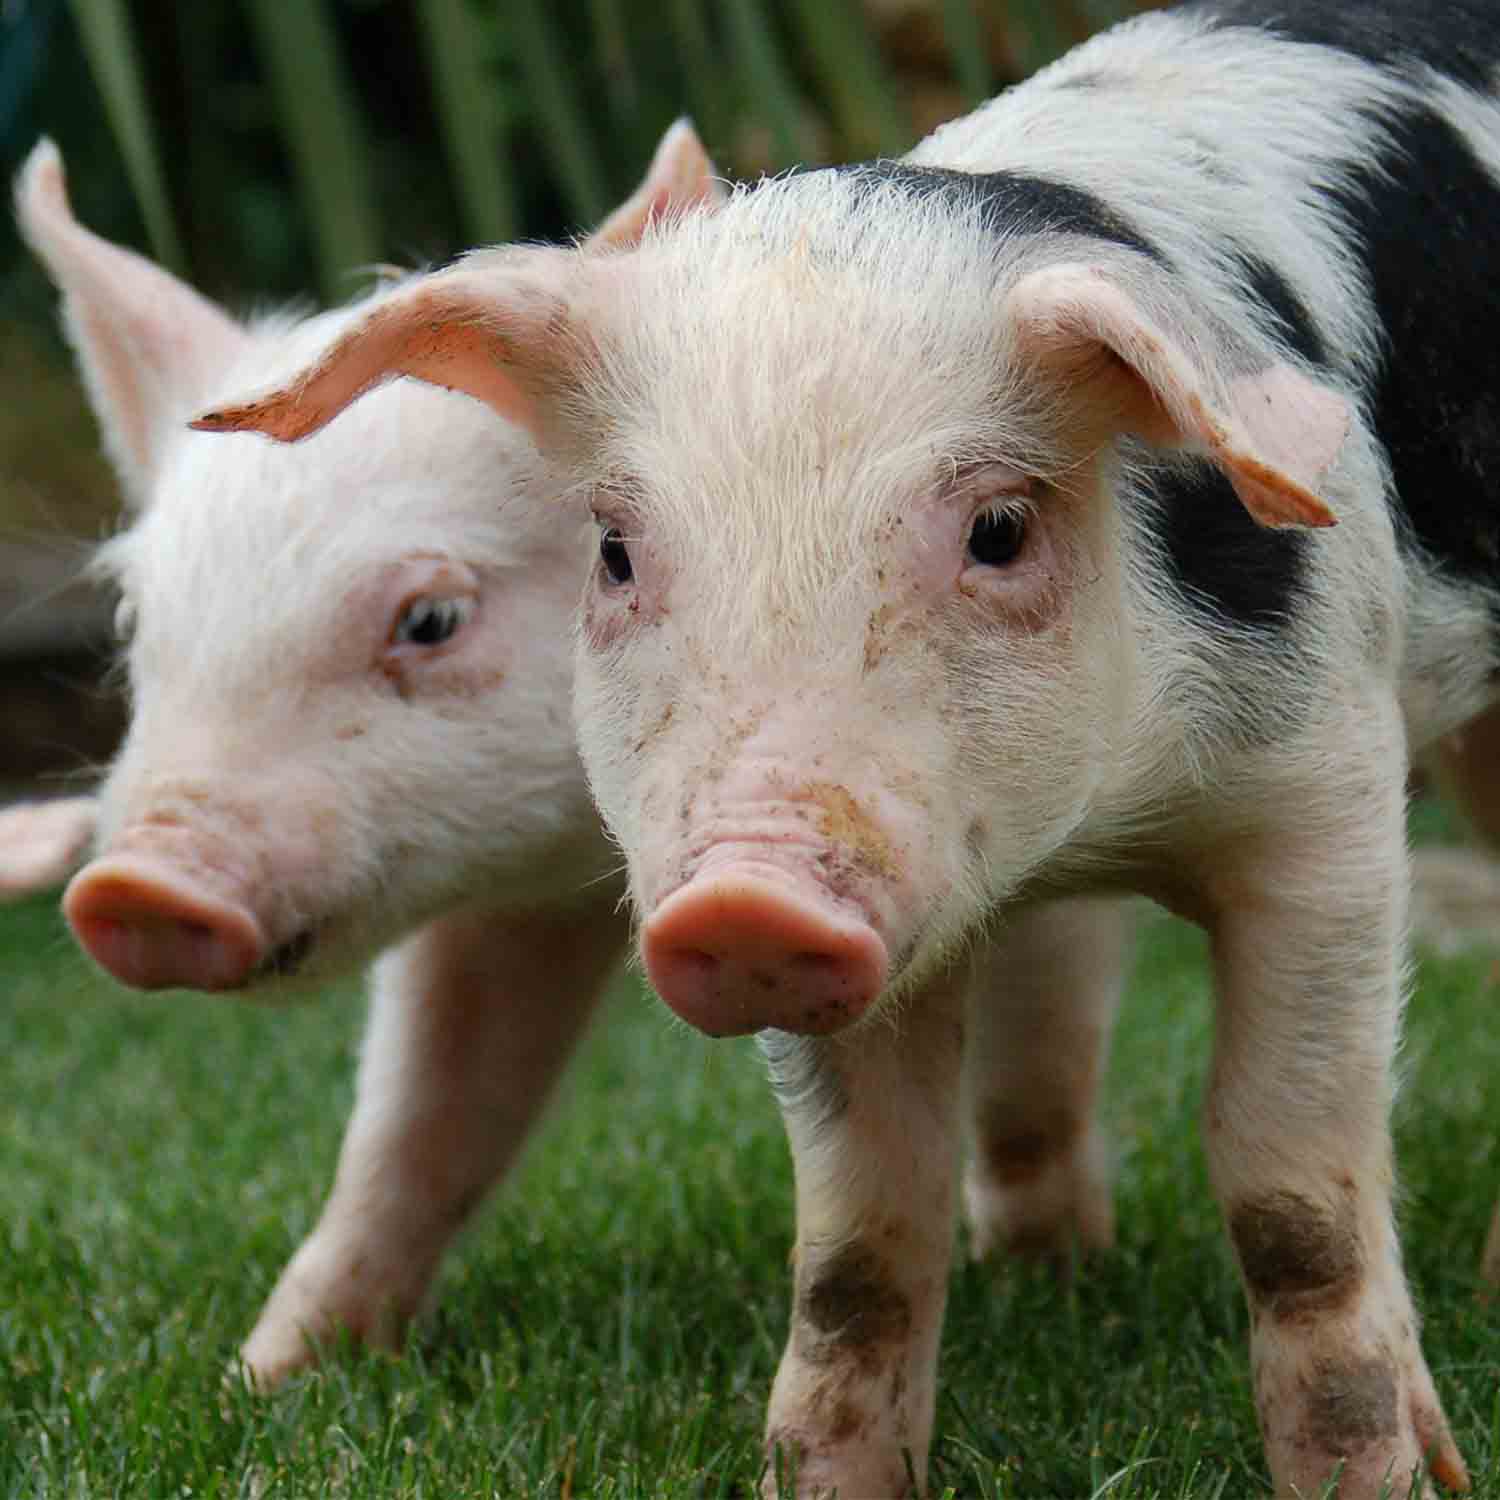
1,890,1497,1498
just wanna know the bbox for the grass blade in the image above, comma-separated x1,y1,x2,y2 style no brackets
785,0,913,159
720,0,812,168
241,0,382,302
507,0,611,229
666,0,730,157
939,0,993,106
415,0,518,245
63,0,185,271
1005,0,1072,73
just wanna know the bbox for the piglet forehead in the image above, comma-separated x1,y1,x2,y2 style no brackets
190,249,589,448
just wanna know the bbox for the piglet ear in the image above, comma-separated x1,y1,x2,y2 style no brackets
14,139,249,508
1006,263,1348,528
191,253,573,445
587,118,725,250
189,126,718,450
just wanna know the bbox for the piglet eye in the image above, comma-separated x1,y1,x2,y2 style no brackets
391,595,474,648
967,507,1027,568
600,527,634,585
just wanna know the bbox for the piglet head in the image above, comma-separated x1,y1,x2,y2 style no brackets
195,171,1352,1031
18,123,719,995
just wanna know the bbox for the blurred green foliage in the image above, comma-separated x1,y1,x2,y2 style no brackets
0,0,1148,541
2,0,1148,316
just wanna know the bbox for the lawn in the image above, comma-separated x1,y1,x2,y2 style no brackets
1,864,1498,1498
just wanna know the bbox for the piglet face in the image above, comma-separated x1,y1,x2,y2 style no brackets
578,449,1130,1034
67,385,602,995
19,125,721,996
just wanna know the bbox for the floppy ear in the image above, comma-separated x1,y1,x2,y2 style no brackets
190,123,725,449
14,139,250,508
1006,263,1348,528
587,117,725,250
191,253,576,444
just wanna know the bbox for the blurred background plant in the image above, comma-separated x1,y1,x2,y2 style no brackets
0,0,1149,781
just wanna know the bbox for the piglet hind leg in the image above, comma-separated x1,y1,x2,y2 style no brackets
760,962,969,1498
1202,733,1467,1497
238,895,625,1388
962,898,1129,1268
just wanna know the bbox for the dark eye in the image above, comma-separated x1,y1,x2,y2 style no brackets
967,507,1027,568
600,527,633,585
391,595,474,648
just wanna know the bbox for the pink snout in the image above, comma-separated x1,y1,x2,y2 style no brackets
642,870,889,1036
64,855,265,991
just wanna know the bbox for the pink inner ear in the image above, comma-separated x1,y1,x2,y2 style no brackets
1008,263,1345,529
16,138,249,496
587,118,723,251
1221,366,1349,527
191,274,545,444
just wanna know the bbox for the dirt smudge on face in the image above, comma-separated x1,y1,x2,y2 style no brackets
805,781,899,880
863,602,898,674
633,700,675,756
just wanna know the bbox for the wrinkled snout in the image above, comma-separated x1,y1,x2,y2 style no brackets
64,854,265,991
642,868,889,1035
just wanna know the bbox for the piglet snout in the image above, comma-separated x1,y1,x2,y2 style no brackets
64,855,265,991
642,870,888,1036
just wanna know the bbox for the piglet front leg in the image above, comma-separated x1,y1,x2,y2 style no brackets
240,894,625,1387
760,961,968,1499
1201,740,1467,1497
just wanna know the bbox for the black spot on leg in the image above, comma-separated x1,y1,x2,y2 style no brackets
1230,1190,1364,1322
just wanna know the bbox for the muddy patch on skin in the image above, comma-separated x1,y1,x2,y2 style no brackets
1229,1189,1363,1322
979,1099,1080,1187
805,781,899,880
796,1242,912,1372
632,700,675,756
1300,1352,1399,1454
863,602,898,674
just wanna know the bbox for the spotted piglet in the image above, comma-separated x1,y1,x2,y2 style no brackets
13,125,721,1388
195,1,1500,1493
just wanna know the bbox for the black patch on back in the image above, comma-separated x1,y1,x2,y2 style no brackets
1189,0,1500,90
1143,456,1309,630
1229,250,1328,366
1323,104,1500,595
833,161,1165,264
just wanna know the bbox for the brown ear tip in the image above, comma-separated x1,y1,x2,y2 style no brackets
187,409,237,432
1292,491,1339,529
189,401,282,435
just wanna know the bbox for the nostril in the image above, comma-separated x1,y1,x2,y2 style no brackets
793,950,840,974
63,856,265,992
260,929,316,979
